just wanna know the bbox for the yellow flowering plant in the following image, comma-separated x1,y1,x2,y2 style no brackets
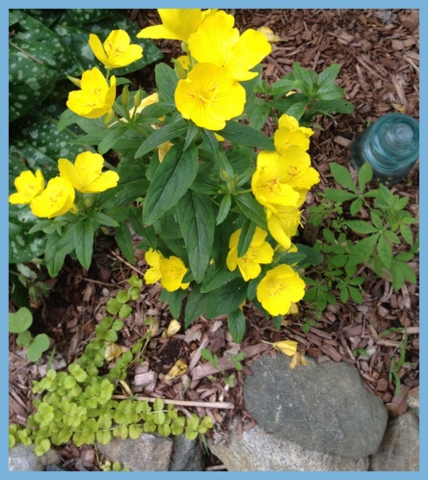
9,9,354,342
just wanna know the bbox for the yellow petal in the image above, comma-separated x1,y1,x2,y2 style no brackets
105,342,126,361
273,339,298,356
165,359,187,380
166,319,181,338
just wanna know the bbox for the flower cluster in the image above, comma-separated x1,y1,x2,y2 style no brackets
9,152,119,218
223,113,320,316
67,30,143,120
138,9,271,130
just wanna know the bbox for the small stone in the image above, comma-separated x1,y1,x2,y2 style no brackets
9,445,62,472
169,436,206,471
370,411,419,471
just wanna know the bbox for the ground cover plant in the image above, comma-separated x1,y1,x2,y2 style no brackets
9,8,419,471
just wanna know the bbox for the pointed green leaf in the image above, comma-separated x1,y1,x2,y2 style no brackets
177,191,215,282
205,278,248,319
143,142,198,225
227,309,246,343
329,163,358,192
74,218,94,270
346,220,379,235
135,118,188,158
218,121,274,151
234,193,267,230
45,228,75,277
115,222,135,264
237,219,256,258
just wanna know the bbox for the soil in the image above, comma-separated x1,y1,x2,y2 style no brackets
9,9,419,471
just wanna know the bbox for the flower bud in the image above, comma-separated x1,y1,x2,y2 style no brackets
67,76,81,88
121,85,130,107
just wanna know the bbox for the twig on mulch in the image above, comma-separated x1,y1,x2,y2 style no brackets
111,394,235,410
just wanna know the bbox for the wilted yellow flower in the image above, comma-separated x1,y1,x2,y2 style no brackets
256,264,306,316
128,92,159,118
175,62,246,131
9,170,44,205
144,249,189,292
264,339,298,356
165,359,187,380
251,151,300,212
257,26,281,43
30,177,75,219
274,114,314,154
137,9,214,42
226,227,274,281
66,67,116,119
188,10,272,81
89,30,143,69
58,151,119,194
266,205,302,250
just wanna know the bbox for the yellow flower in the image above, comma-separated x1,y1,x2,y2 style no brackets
30,177,75,219
277,146,320,195
144,249,189,292
226,227,274,281
89,30,143,69
188,10,272,82
251,151,300,212
66,67,116,119
9,170,44,205
160,256,190,291
274,114,314,154
256,264,306,316
137,9,214,42
175,62,246,131
58,152,119,194
266,205,302,250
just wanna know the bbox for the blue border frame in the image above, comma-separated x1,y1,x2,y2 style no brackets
3,1,425,479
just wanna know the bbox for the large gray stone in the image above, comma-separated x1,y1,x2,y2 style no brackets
169,435,206,471
244,354,388,459
209,419,369,471
97,433,173,471
370,411,419,471
9,445,61,471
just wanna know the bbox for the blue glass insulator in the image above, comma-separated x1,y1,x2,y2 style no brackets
350,113,419,185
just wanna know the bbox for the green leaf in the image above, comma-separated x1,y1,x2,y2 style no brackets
27,334,50,362
216,194,232,226
346,220,379,235
135,118,188,158
218,121,274,151
96,429,112,445
311,99,354,116
73,218,94,270
227,309,246,343
324,189,357,203
201,264,240,293
348,234,379,266
348,286,363,303
143,142,198,225
400,225,413,245
9,307,33,334
377,235,393,269
350,198,363,216
292,62,315,92
205,278,248,319
115,222,135,264
329,163,358,192
155,63,178,107
184,284,207,328
177,191,215,282
45,228,75,278
317,63,341,87
357,161,373,193
98,124,129,155
234,193,267,231
89,211,119,228
159,289,186,319
237,219,256,258
16,330,32,347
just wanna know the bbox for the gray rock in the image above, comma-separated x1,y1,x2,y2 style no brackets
209,419,369,471
97,433,173,471
370,411,419,471
244,354,388,459
169,436,206,471
9,445,61,471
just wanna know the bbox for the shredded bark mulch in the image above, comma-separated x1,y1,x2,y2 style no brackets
9,9,419,471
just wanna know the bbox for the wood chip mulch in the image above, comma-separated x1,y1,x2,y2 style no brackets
9,9,419,471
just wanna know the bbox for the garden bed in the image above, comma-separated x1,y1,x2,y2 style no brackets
9,9,419,471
